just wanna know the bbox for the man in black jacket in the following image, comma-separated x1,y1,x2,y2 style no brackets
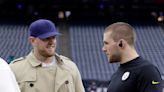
102,22,163,92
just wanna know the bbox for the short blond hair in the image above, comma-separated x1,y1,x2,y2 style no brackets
104,22,136,46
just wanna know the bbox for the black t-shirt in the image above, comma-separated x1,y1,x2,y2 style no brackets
107,57,163,92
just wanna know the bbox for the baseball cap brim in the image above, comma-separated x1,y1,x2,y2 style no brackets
37,31,61,39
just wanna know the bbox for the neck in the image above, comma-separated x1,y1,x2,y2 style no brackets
120,47,139,64
33,51,53,64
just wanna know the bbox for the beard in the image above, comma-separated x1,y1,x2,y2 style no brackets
40,45,56,57
108,51,121,63
39,49,55,57
43,52,55,57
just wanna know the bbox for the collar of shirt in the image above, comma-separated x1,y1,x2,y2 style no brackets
41,59,56,68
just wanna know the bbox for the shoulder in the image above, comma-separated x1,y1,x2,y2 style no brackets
135,57,156,69
0,57,6,62
59,55,76,66
0,58,7,65
58,55,79,70
141,63,160,75
132,57,161,78
60,55,72,61
140,58,158,72
9,57,27,70
9,56,32,78
138,60,162,80
58,55,82,78
0,58,10,69
10,57,26,64
137,57,159,73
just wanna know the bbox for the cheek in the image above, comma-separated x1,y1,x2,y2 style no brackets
108,45,117,53
54,39,57,43
107,45,113,51
37,42,47,48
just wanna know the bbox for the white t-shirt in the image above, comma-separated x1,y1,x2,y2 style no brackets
0,58,20,92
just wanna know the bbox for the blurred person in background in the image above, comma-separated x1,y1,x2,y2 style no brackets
87,80,97,92
0,57,20,92
102,22,163,92
10,19,85,92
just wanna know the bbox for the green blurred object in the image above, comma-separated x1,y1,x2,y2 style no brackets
7,55,15,64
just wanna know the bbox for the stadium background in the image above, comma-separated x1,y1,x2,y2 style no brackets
0,0,164,92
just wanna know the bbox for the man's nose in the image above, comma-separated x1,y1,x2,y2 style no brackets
102,46,106,52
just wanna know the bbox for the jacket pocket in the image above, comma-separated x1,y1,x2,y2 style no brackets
18,81,36,92
18,76,37,92
58,76,75,92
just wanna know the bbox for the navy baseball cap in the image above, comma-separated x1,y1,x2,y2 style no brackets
29,19,60,39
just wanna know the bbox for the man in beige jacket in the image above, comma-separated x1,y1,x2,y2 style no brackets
10,19,85,92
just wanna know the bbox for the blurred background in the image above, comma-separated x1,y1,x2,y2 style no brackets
0,0,164,22
0,0,164,92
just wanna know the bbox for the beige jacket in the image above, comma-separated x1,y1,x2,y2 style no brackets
10,52,85,92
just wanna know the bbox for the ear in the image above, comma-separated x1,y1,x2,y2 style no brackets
29,36,36,46
118,39,124,48
119,40,123,47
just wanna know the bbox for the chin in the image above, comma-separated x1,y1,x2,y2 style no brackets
47,50,55,54
45,52,55,57
109,60,119,63
108,57,119,63
46,54,54,57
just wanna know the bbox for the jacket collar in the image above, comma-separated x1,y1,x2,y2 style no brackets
27,51,63,67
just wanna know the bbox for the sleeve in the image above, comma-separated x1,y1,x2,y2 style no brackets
0,58,21,92
74,64,85,92
137,65,163,92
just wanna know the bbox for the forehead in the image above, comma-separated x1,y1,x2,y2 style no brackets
103,31,113,41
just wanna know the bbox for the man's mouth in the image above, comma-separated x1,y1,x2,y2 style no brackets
47,45,55,48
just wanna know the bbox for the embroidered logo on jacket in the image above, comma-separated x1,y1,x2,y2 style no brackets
122,72,130,81
152,80,160,85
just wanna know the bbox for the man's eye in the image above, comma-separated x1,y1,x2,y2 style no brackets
40,39,48,41
104,42,108,45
